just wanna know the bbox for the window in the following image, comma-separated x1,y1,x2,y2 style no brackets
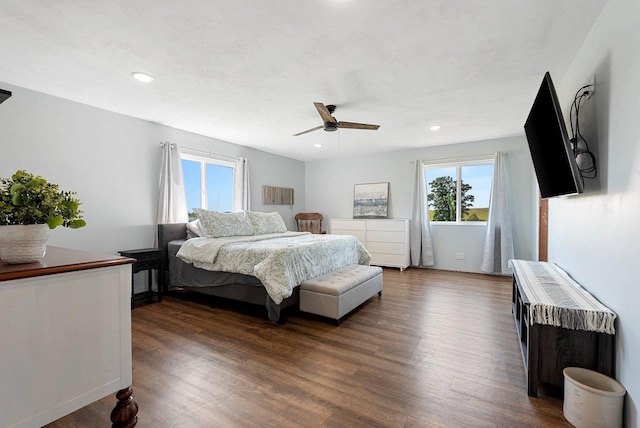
425,159,494,223
181,153,234,220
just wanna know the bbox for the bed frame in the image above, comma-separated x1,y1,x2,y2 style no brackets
157,223,299,322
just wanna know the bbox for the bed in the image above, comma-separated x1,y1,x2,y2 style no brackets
158,211,370,322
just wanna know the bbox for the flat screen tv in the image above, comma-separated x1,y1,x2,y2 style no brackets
524,72,583,198
0,89,11,104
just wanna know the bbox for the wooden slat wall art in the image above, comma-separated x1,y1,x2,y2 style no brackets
262,185,294,205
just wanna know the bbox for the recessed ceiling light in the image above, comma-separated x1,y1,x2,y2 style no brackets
429,125,442,131
314,144,323,148
131,72,154,82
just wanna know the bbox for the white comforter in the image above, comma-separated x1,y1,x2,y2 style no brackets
177,232,371,304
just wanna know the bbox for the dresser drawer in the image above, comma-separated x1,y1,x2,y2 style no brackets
132,259,160,271
332,229,366,242
367,241,405,255
367,230,405,244
366,219,406,232
370,253,408,268
331,220,366,231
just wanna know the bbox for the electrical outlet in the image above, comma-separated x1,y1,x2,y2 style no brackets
456,252,465,260
586,74,596,100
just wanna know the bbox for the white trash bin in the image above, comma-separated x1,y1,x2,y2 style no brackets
563,367,626,428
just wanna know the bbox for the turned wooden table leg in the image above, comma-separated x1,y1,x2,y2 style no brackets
111,386,138,428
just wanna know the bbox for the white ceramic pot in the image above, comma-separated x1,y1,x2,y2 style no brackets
563,367,626,428
0,224,52,264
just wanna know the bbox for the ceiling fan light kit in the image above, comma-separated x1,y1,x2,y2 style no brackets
324,122,338,132
294,102,380,136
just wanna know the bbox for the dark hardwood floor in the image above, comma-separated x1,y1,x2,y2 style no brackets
46,268,570,427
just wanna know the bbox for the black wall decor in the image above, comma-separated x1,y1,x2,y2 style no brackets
0,89,12,104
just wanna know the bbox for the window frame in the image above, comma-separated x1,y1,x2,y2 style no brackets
180,152,235,213
423,156,495,225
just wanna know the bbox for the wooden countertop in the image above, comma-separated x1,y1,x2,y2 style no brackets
0,246,134,282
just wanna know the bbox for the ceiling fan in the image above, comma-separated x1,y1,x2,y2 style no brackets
293,102,380,136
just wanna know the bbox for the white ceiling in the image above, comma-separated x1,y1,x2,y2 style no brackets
0,0,607,162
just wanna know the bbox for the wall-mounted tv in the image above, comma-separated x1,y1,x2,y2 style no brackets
524,72,583,198
0,89,11,104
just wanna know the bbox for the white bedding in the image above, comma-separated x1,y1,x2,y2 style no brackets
177,232,371,304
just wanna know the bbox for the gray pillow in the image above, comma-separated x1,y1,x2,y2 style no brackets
194,209,254,238
246,211,287,234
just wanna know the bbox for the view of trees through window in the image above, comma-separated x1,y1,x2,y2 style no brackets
181,156,234,220
425,162,494,222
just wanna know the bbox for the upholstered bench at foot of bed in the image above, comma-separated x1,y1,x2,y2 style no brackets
299,265,383,324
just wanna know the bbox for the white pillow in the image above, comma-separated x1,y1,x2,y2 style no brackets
246,211,287,235
186,219,205,239
194,209,254,238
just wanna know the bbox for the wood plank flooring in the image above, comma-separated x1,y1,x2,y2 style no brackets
46,268,570,427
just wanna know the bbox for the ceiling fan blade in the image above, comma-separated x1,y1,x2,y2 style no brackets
293,125,323,136
314,102,336,124
338,121,380,130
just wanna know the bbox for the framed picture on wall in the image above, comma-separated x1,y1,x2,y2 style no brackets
353,182,389,218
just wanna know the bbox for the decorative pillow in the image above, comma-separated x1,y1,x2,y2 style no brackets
246,211,288,235
186,219,205,239
194,209,254,238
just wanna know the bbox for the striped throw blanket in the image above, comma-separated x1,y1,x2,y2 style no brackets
510,260,616,335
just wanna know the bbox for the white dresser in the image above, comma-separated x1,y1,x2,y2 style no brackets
330,219,410,270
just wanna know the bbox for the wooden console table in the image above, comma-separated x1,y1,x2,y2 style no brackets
0,246,138,427
511,260,615,397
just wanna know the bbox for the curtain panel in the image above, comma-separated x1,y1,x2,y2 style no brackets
410,160,435,267
480,152,515,275
155,142,188,243
233,157,250,212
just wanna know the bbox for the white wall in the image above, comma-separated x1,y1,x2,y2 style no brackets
305,136,536,273
0,82,305,255
549,0,639,425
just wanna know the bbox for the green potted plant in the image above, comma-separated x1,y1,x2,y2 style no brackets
0,170,86,264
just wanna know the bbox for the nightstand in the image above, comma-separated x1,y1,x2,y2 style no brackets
118,248,163,309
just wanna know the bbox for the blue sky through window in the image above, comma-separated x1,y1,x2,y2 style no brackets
461,164,493,208
206,163,233,212
182,159,202,214
182,159,233,215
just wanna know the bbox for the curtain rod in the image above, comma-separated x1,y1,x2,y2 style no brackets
410,152,509,165
159,142,237,162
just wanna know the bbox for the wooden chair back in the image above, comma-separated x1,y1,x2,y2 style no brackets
295,213,323,234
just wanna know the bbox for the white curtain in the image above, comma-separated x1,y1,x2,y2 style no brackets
156,142,188,224
155,142,188,242
481,152,515,275
410,160,435,266
233,157,250,212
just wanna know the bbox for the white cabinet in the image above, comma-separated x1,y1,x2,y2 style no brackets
331,219,410,270
0,247,135,428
